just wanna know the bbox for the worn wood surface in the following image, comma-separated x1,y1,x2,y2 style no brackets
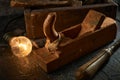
11,0,72,7
10,0,111,7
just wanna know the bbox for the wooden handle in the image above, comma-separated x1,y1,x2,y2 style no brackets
75,50,110,80
43,12,58,42
75,38,120,80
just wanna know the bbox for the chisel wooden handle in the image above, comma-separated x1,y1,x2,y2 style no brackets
75,39,120,80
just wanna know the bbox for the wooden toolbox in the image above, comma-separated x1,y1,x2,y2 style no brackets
11,0,117,39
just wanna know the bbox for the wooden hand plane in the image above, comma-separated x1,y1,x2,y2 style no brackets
34,9,117,73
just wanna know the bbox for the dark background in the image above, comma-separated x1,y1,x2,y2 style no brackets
0,0,120,80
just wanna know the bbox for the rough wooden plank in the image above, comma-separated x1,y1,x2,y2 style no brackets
10,0,112,7
10,0,71,7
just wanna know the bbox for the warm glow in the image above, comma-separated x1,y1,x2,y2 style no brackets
10,36,32,57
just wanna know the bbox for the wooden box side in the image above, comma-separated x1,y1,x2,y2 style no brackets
24,3,117,38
